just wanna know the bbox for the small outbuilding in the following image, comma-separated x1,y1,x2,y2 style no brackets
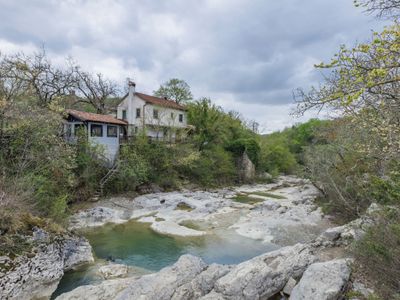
64,109,127,163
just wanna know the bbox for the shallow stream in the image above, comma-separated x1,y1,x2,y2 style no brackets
52,220,279,298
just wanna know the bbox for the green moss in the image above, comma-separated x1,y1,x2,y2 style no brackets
179,220,201,230
175,202,194,211
250,191,287,199
232,194,264,205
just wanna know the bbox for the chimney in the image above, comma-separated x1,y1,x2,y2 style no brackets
126,78,136,128
128,79,136,97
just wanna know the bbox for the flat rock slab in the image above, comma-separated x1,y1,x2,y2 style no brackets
150,221,207,237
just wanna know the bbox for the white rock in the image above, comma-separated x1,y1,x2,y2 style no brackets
116,254,207,299
262,200,281,210
290,259,351,300
150,221,206,237
213,243,315,300
99,263,129,279
56,277,133,300
69,207,126,229
172,264,232,300
63,236,94,271
283,277,297,295
0,235,94,300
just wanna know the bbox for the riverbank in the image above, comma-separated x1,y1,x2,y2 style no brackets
1,176,377,299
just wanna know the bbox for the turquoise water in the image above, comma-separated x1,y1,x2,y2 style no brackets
53,220,279,298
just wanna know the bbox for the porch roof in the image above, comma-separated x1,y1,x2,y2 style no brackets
66,109,128,126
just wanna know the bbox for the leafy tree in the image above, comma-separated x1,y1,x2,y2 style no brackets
187,98,228,150
153,78,193,104
294,24,400,171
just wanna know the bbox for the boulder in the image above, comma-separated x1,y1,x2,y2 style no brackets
56,277,133,300
62,236,94,271
172,264,232,300
213,243,315,300
0,243,65,300
0,235,93,300
283,277,297,295
115,254,207,299
290,259,351,300
99,263,129,279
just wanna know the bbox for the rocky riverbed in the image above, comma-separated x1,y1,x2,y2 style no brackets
0,176,378,299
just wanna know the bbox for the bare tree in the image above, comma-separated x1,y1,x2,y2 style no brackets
74,69,120,114
0,53,28,140
8,49,76,107
355,0,400,19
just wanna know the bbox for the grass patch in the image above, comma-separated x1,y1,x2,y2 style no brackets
175,202,194,212
232,194,264,205
179,220,201,230
250,191,287,199
155,217,165,222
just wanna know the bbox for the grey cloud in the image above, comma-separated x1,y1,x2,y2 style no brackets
0,0,386,130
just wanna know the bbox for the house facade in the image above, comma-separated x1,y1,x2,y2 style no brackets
116,81,188,141
64,109,127,163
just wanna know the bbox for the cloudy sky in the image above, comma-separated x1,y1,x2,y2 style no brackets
0,0,385,132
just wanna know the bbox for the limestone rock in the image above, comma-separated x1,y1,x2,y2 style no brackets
213,243,315,300
115,254,207,299
172,264,232,300
290,259,351,300
99,263,129,279
0,243,64,300
63,236,94,271
56,277,133,300
262,200,281,211
69,206,125,229
0,235,93,300
283,277,297,295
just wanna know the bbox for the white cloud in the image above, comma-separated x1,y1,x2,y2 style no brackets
0,0,387,132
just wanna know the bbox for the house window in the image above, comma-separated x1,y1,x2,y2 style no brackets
171,112,174,119
179,114,183,122
122,110,127,120
134,126,138,134
153,109,159,119
136,108,141,118
107,125,118,137
90,124,103,137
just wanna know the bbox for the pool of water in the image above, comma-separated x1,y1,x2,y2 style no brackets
53,220,279,298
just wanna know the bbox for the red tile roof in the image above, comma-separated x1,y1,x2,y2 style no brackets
135,92,186,111
66,109,127,126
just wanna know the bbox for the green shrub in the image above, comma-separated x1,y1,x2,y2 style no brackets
226,138,261,166
181,146,236,187
107,146,149,193
260,144,298,175
353,208,400,299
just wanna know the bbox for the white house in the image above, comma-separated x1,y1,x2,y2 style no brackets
116,81,188,141
64,109,127,163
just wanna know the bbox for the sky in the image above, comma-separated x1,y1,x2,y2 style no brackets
0,0,386,133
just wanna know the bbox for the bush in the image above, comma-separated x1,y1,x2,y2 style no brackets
353,208,400,299
260,144,298,175
107,145,149,193
181,146,236,187
226,138,261,167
